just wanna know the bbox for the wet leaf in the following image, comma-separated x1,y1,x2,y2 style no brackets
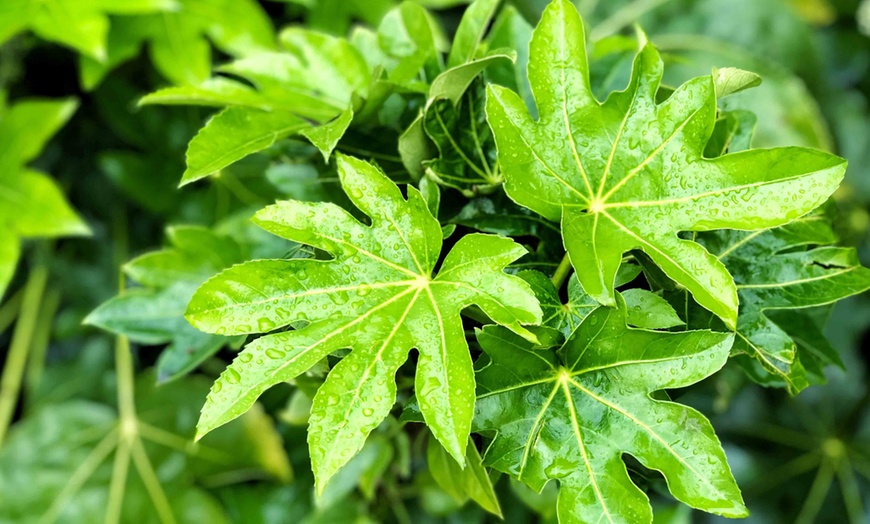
485,0,845,328
473,297,746,523
689,214,870,393
188,154,541,491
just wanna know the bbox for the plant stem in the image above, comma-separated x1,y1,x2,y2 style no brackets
551,253,573,289
0,264,47,448
0,288,23,334
25,288,60,397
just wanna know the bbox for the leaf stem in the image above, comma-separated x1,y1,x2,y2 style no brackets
25,288,60,398
551,253,573,289
0,287,23,334
0,264,47,448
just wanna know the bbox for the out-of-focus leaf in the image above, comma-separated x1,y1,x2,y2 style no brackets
79,0,275,87
85,226,248,382
0,0,173,61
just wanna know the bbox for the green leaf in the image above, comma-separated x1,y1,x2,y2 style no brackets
0,0,173,61
427,435,502,517
301,107,355,162
0,99,89,298
0,372,290,524
622,288,684,330
0,235,19,301
484,5,534,114
423,79,501,196
377,2,442,88
473,297,746,523
181,108,309,186
78,0,275,87
86,227,249,382
447,0,499,68
712,67,762,99
484,0,845,328
691,214,870,393
187,154,542,492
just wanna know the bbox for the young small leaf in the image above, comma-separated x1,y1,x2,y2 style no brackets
485,0,845,328
473,297,746,523
187,154,542,492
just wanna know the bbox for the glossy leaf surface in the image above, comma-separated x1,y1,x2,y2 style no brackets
473,299,746,523
485,0,845,328
187,154,541,491
691,214,870,392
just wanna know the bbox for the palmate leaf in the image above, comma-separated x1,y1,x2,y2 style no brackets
686,214,870,393
473,298,746,523
485,0,845,328
187,154,541,491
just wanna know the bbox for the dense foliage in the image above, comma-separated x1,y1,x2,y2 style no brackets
2,0,870,523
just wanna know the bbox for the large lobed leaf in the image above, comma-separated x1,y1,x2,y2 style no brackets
485,0,845,328
473,298,746,523
187,154,541,491
685,213,870,393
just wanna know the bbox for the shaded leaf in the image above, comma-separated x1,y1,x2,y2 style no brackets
691,214,870,393
473,298,746,523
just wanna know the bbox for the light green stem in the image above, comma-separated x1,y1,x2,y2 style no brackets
25,288,60,397
551,253,573,289
0,265,47,448
0,288,23,334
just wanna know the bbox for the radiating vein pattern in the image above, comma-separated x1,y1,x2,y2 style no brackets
689,214,870,393
473,299,746,524
186,154,541,492
485,0,846,327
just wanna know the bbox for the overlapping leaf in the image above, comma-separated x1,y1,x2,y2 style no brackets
0,99,90,298
187,154,541,491
79,0,275,88
485,0,845,328
473,298,746,523
423,79,501,195
686,214,870,393
141,29,369,185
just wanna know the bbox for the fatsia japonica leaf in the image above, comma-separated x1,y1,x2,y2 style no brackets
485,0,846,328
423,79,501,196
473,298,746,523
688,214,870,393
85,227,249,382
141,29,368,185
186,154,542,492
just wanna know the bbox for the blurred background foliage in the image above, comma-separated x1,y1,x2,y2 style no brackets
0,0,869,522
